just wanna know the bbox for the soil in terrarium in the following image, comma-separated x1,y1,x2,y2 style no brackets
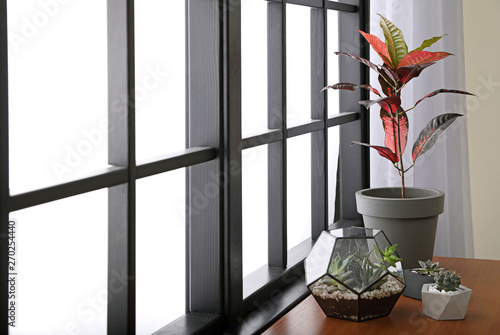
311,276,403,321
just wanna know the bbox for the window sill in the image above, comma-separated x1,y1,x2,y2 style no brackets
154,220,361,335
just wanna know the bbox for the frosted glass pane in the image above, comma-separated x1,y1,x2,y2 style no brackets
136,169,186,335
9,190,107,335
135,0,185,160
287,4,311,126
327,10,340,116
8,0,109,193
242,145,268,278
242,0,268,137
287,134,312,250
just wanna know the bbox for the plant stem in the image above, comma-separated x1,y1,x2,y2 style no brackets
397,142,406,198
400,161,405,198
396,95,405,198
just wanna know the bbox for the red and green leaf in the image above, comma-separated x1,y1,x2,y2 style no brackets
396,63,435,85
335,52,399,90
335,52,387,78
378,74,397,97
412,113,462,162
358,30,393,67
398,51,451,67
321,82,382,97
351,141,398,164
358,84,382,97
413,89,476,107
378,14,408,67
381,107,408,159
359,96,401,116
380,64,399,83
410,34,447,53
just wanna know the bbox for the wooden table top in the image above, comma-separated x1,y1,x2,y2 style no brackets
263,257,500,335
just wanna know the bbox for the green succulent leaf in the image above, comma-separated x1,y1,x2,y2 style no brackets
378,14,408,67
387,244,398,254
410,34,447,53
389,255,403,261
374,244,383,260
374,243,402,268
388,255,403,267
386,257,396,267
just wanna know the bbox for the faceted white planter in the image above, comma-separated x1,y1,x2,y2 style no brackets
356,187,445,269
421,284,472,320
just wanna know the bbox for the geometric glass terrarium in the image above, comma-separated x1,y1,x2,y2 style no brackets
305,227,406,321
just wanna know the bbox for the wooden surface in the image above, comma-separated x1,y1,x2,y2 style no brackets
263,257,500,334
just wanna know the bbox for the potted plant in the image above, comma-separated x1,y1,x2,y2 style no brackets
304,227,405,322
323,15,475,269
421,269,472,320
403,259,445,300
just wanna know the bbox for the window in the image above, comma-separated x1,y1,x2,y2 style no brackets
0,0,369,334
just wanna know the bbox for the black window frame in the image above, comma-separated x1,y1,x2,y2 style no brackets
0,0,369,334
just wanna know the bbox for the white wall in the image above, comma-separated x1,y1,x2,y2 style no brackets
463,0,500,260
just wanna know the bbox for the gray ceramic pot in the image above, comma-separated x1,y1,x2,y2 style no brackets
355,187,445,269
402,269,434,300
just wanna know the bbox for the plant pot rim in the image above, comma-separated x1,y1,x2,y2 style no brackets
422,283,471,296
355,187,445,219
356,187,444,201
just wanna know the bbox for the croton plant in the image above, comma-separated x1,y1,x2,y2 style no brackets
324,15,474,198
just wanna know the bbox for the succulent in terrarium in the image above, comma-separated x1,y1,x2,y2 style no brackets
414,260,445,276
434,270,461,292
347,257,387,291
374,244,403,268
323,255,356,292
305,228,406,321
324,243,401,293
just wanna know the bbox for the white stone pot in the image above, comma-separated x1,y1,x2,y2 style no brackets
421,283,472,320
355,187,445,269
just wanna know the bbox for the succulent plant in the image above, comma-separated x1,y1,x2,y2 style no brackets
414,260,444,276
435,270,461,292
348,257,386,291
322,243,403,293
324,255,355,291
328,254,351,276
374,244,403,267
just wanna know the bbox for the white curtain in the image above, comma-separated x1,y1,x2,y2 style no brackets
368,0,474,258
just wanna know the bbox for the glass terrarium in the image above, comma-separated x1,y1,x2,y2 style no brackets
305,227,405,322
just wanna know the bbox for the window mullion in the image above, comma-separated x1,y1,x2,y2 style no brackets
186,0,223,315
107,0,137,334
267,1,287,268
310,5,328,240
222,0,243,323
338,0,370,220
